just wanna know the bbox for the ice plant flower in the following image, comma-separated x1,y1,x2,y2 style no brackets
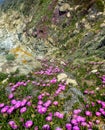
50,78,57,84
95,111,101,116
81,122,87,127
14,101,21,109
37,107,47,114
7,106,15,114
71,119,78,125
8,93,14,99
38,95,43,100
0,103,5,108
54,112,64,119
85,111,92,116
73,109,81,115
43,100,52,107
76,116,86,122
46,116,52,122
72,126,80,130
8,120,18,130
65,123,72,130
27,101,32,106
11,99,17,105
20,107,27,114
1,106,9,113
42,124,50,130
38,100,43,105
53,101,58,106
96,120,100,124
21,99,27,107
24,120,33,128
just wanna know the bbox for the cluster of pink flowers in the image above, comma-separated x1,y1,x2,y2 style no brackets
37,92,52,114
54,112,64,119
55,83,66,96
0,97,31,115
65,109,93,129
102,75,105,83
10,81,28,92
2,59,105,129
8,120,18,130
84,90,95,95
35,66,62,75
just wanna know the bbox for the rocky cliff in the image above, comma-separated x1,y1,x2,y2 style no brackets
0,0,105,129
0,0,105,74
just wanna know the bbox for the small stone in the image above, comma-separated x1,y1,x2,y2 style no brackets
91,69,98,73
66,78,78,86
100,23,105,28
57,73,67,81
66,12,71,18
59,3,70,12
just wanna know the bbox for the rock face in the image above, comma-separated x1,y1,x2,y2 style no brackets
0,11,51,74
0,0,105,75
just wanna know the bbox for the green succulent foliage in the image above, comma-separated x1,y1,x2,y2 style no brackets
0,72,8,82
96,0,104,12
6,53,15,61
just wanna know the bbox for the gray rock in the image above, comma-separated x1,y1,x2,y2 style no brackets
59,3,70,12
63,86,84,113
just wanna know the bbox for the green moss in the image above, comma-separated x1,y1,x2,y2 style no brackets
0,72,8,82
6,53,15,61
96,0,104,12
72,102,80,109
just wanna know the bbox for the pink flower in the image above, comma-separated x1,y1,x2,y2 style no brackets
54,112,64,119
85,111,92,116
11,99,17,105
96,120,100,124
20,107,27,114
24,120,33,128
71,119,78,125
38,95,43,100
7,107,15,114
50,78,57,84
76,116,86,122
27,101,32,106
73,109,81,115
101,102,105,108
21,99,27,107
84,90,89,94
97,100,102,104
8,93,14,99
81,122,87,127
55,127,62,130
46,116,52,122
72,126,80,130
65,123,72,130
42,124,50,130
14,101,21,109
43,100,52,107
53,101,58,106
38,107,47,114
99,108,104,112
1,106,9,113
0,103,5,108
95,112,101,116
8,120,18,129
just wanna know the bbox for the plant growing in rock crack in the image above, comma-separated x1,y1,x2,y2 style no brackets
6,53,15,61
